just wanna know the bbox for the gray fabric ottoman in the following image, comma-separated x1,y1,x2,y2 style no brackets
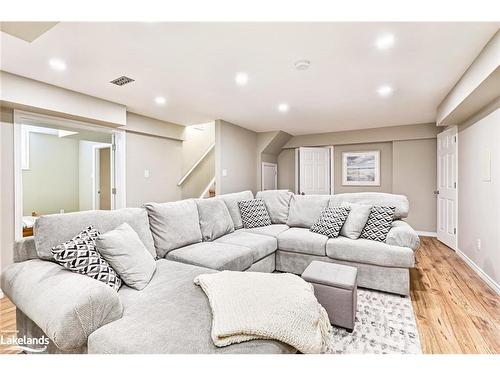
302,261,358,332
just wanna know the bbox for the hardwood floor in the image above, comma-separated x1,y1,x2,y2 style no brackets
0,236,499,354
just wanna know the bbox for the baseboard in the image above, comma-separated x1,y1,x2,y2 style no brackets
455,248,500,295
0,289,4,299
416,231,437,237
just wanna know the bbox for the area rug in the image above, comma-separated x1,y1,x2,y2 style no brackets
324,289,422,354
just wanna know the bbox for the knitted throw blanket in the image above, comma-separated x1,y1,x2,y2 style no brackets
194,271,332,354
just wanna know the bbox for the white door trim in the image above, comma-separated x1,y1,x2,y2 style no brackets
298,146,332,195
261,162,278,191
13,110,126,240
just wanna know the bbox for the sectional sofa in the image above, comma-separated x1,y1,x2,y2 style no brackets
1,190,419,354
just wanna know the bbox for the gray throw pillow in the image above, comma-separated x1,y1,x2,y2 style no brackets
196,198,235,241
286,194,331,228
339,203,372,239
256,190,293,224
310,206,351,238
96,223,156,290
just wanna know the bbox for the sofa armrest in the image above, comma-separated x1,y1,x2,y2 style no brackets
1,259,123,351
385,220,420,251
13,236,39,263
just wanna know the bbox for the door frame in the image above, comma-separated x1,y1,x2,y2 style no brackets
436,126,458,251
295,146,334,195
13,110,126,240
261,162,278,191
92,144,113,210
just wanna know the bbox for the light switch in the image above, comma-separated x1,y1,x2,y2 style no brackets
144,169,150,178
222,169,227,177
482,149,491,182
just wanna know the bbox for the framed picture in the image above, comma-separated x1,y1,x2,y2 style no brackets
342,150,380,186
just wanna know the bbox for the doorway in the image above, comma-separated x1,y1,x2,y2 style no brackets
296,146,333,195
261,162,277,191
93,145,112,210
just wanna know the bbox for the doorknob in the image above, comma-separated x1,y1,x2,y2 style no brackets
433,190,439,195
300,192,305,195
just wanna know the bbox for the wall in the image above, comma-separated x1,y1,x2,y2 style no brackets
124,112,185,141
256,131,292,190
457,106,500,288
215,120,257,194
277,149,295,192
22,132,80,215
393,139,437,232
125,132,182,207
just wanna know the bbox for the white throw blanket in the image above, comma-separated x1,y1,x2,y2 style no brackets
194,271,332,354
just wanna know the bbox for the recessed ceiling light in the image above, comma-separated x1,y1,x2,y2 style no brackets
48,58,66,71
235,72,249,86
154,96,166,105
294,59,311,71
377,85,394,97
375,34,395,50
277,103,289,113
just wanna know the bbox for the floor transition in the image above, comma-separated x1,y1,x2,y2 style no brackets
0,237,499,354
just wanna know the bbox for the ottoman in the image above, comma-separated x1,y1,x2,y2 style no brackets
302,261,358,332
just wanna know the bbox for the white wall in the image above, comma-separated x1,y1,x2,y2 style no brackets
457,107,500,289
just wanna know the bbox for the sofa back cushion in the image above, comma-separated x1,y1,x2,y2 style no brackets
195,198,235,241
34,207,155,261
286,194,330,228
218,190,254,229
144,199,202,258
256,190,293,224
328,192,409,219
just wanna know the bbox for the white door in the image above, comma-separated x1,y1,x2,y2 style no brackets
261,162,277,190
299,147,331,195
437,126,458,250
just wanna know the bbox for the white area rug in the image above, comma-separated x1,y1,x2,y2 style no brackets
325,289,422,354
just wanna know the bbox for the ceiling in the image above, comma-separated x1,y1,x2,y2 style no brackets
1,22,498,135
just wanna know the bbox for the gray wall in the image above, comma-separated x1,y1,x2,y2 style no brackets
457,105,500,286
215,120,258,194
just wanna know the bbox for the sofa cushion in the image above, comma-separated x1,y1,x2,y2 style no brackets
310,206,351,238
238,198,272,228
339,203,372,239
96,223,156,290
219,190,254,229
240,224,290,238
326,236,414,268
34,207,155,261
144,199,202,258
329,192,409,219
359,206,396,242
87,260,294,354
256,190,293,224
277,227,328,256
286,194,330,228
166,242,254,271
215,231,277,262
385,220,420,251
195,198,234,241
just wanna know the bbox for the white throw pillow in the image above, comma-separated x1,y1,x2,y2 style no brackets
339,203,372,239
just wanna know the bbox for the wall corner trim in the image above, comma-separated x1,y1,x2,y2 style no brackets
455,247,500,296
416,231,437,237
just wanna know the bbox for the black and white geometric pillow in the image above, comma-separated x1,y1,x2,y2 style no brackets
360,206,396,242
310,206,351,238
51,226,122,291
238,199,272,229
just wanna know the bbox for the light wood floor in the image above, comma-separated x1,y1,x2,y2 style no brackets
1,236,499,354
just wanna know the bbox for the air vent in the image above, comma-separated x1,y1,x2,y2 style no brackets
110,76,135,86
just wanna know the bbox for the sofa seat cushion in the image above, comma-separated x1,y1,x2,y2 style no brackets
166,242,254,271
385,220,421,251
277,228,328,256
326,237,414,268
240,224,289,238
215,231,277,262
256,190,293,224
88,260,295,354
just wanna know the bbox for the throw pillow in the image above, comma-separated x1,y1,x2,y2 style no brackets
51,226,122,291
360,206,396,242
310,206,351,238
238,198,272,228
96,223,156,290
339,203,372,239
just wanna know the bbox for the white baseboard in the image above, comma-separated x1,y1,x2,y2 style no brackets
455,248,500,295
0,289,4,299
416,231,437,237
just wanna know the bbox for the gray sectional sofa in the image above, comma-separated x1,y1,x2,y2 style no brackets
1,190,420,354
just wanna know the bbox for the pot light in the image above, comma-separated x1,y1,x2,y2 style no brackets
154,96,166,105
277,103,289,113
235,72,249,86
294,59,311,71
48,58,66,71
375,34,395,50
377,85,394,97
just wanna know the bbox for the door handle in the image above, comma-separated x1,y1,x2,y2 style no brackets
433,190,439,195
300,192,305,195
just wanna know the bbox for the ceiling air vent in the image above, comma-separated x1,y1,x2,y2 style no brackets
110,76,135,86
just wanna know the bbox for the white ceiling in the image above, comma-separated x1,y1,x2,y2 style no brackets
1,22,498,135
